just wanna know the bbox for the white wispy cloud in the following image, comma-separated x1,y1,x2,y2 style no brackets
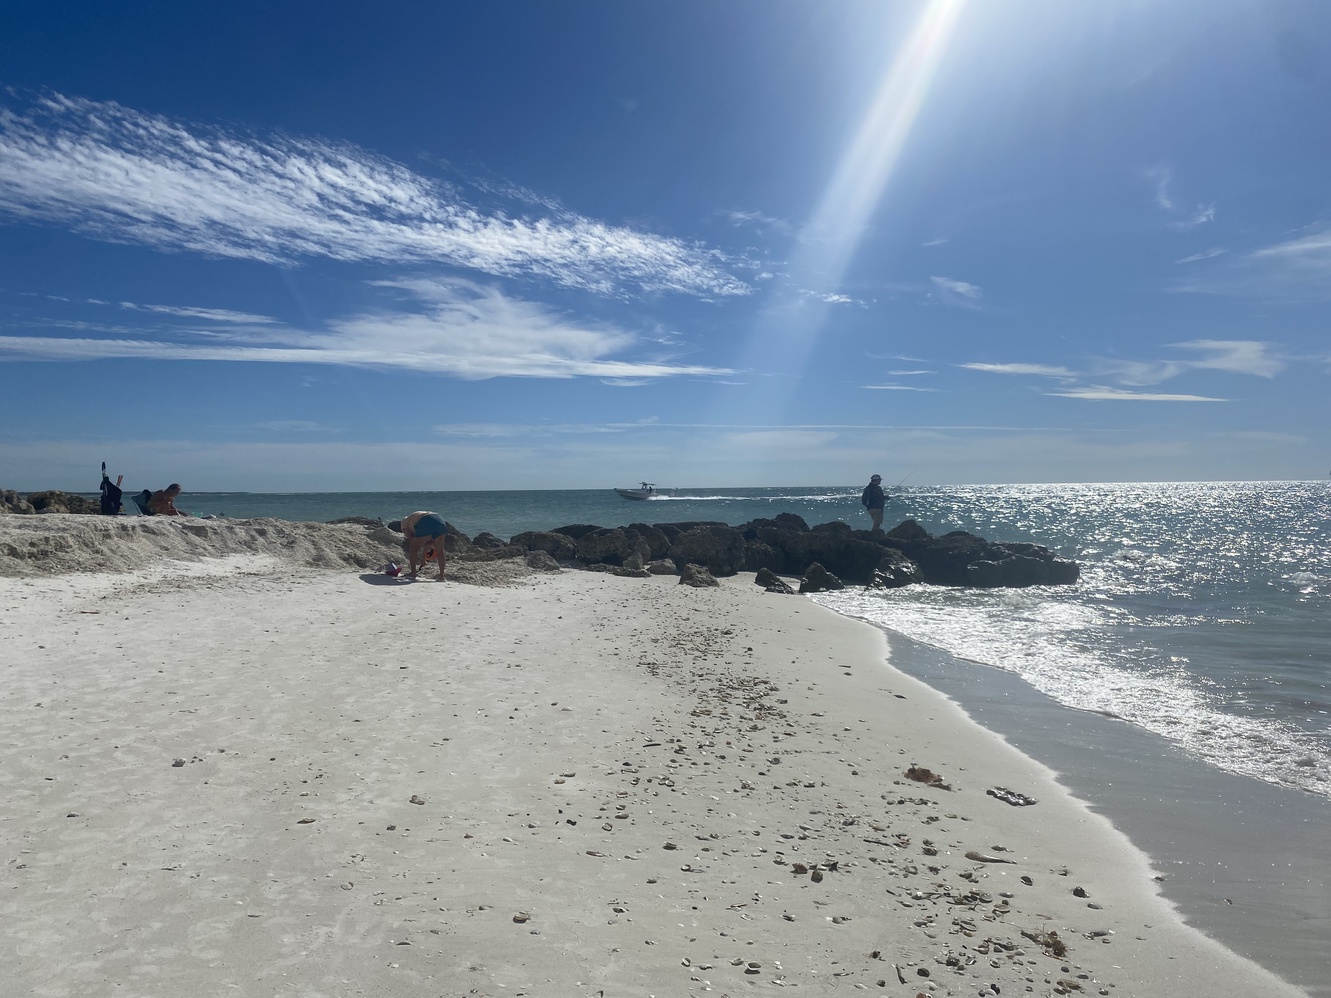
929,275,982,308
960,362,1075,378
1145,164,1174,210
1097,340,1282,384
0,279,733,381
1173,226,1331,300
1048,386,1226,402
862,384,939,392
1171,203,1216,229
1176,247,1226,264
0,93,747,298
120,302,279,324
723,209,791,235
252,420,340,433
1144,165,1215,228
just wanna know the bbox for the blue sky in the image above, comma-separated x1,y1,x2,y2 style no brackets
1,0,1327,491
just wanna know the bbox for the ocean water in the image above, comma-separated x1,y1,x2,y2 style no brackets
165,481,1330,799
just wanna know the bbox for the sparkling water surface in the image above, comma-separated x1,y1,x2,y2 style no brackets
174,481,1330,799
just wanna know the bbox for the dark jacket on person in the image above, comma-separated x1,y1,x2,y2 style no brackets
861,482,886,510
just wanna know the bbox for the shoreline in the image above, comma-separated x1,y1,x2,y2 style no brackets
857,626,1330,998
1,551,1308,996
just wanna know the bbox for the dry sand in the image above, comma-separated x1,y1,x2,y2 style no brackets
0,517,1308,996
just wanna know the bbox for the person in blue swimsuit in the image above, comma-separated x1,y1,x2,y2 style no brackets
394,510,449,580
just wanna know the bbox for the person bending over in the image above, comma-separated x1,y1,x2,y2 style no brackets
395,511,449,580
148,484,187,517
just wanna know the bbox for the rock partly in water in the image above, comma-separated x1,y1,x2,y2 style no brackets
799,562,844,593
867,548,922,589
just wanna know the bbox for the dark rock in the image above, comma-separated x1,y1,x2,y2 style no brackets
668,525,746,577
511,531,577,561
326,515,382,527
624,551,645,571
742,540,785,574
810,520,853,536
550,523,604,540
679,563,719,588
884,518,929,542
773,512,810,532
612,565,651,578
2,490,36,514
525,550,561,572
439,526,470,554
778,530,887,584
647,558,678,575
471,531,507,549
753,567,783,588
764,578,796,595
576,527,650,566
24,491,99,515
653,521,727,546
867,549,922,589
967,554,1079,588
799,562,844,593
626,522,672,560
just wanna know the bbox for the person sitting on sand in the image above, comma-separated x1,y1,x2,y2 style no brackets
390,511,449,581
148,484,187,517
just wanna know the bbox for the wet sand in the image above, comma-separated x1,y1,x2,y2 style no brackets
0,548,1308,996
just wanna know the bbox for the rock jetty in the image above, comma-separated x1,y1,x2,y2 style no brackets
399,513,1079,590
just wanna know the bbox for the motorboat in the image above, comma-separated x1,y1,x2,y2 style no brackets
614,482,658,500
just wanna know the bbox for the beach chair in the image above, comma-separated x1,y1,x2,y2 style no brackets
131,489,154,515
98,462,123,515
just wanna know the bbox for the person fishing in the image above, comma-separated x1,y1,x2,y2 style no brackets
861,473,887,533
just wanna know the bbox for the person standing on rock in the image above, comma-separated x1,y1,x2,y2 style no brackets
389,511,449,581
860,474,887,533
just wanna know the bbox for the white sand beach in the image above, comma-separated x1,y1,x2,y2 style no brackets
0,516,1308,997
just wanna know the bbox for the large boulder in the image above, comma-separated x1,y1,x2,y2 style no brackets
2,490,36,514
576,527,650,566
470,531,507,549
754,567,796,595
511,531,577,561
525,550,561,572
550,523,604,540
647,558,679,575
653,521,727,546
867,548,922,589
967,554,1080,588
25,491,99,515
742,540,785,574
626,522,672,560
885,527,1079,587
777,530,888,584
668,525,746,577
799,562,844,593
679,563,719,588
